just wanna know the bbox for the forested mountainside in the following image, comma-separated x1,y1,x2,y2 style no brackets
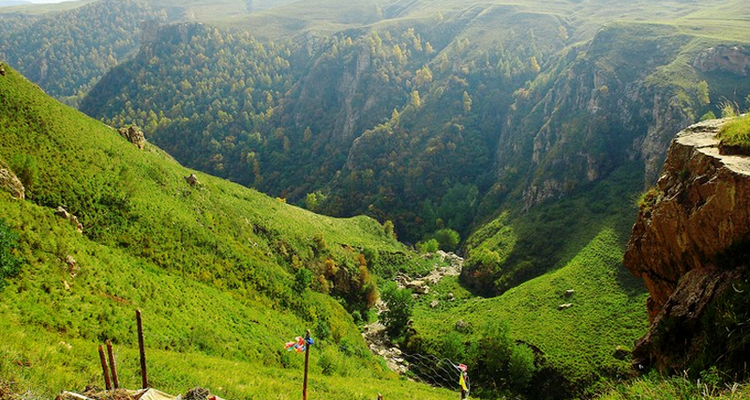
71,0,750,294
0,0,166,106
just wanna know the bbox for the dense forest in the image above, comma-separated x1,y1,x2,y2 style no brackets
0,0,166,106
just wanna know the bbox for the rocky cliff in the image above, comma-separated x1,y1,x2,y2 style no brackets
624,118,750,375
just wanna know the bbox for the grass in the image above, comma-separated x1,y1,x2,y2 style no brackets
717,114,750,154
598,373,750,400
0,64,456,398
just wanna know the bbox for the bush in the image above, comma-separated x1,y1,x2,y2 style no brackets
417,238,439,253
0,219,23,291
293,268,314,292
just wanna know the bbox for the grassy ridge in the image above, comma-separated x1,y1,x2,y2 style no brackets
0,64,453,398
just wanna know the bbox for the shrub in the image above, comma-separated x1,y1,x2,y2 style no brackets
293,268,314,292
0,219,23,291
417,238,439,253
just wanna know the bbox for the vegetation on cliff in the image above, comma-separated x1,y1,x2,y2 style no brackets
718,113,750,154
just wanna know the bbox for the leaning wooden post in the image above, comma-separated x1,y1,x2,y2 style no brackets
106,340,120,389
302,329,312,400
98,344,112,390
137,309,148,388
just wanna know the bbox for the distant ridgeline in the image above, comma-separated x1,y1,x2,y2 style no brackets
3,0,750,294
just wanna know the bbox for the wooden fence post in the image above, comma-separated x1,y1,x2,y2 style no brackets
137,309,148,388
106,340,120,389
98,345,112,390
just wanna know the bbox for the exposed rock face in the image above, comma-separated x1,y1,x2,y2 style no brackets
0,166,24,200
498,25,698,209
55,206,84,233
624,118,750,373
693,45,750,76
117,126,146,149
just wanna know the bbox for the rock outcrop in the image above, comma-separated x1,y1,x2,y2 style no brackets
117,126,146,149
0,164,24,200
693,45,750,76
624,118,750,374
55,206,84,233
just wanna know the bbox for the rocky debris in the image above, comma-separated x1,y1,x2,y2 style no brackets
693,45,750,76
361,321,409,374
55,206,71,219
0,166,24,200
55,206,83,233
184,174,200,186
395,252,463,296
624,118,750,373
557,303,573,311
363,256,464,374
405,279,429,295
0,63,5,76
117,126,146,149
183,388,210,400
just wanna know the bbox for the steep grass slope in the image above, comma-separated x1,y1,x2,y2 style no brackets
410,228,648,398
0,65,454,399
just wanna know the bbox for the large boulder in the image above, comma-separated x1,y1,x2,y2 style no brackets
117,125,146,149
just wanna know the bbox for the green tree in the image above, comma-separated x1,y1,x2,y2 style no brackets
383,220,396,239
380,282,413,339
433,228,460,251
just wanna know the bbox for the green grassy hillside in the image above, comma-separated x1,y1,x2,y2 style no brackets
409,227,648,399
0,64,455,399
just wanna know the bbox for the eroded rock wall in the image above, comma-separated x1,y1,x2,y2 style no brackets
624,118,750,373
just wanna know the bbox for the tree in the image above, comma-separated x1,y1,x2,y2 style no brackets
462,91,472,113
411,90,421,108
383,220,396,239
529,56,541,74
433,228,460,251
380,282,413,339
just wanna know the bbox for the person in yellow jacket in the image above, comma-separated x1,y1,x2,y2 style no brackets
458,363,469,399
